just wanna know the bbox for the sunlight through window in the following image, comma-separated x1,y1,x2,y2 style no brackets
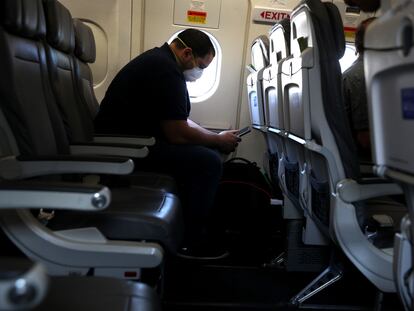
340,43,358,73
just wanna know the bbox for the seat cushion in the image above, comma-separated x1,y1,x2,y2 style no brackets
35,276,162,311
102,171,178,194
48,187,183,253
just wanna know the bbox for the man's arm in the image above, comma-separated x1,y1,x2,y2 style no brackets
161,119,240,153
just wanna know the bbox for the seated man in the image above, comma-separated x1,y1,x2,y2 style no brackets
94,28,240,259
342,17,376,162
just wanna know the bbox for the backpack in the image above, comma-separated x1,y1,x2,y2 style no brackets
210,157,283,249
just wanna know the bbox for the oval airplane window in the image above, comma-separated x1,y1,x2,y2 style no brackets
168,30,222,103
81,20,108,87
339,43,358,73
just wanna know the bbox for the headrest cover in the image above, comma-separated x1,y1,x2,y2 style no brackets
325,3,345,59
43,0,75,53
279,18,291,53
1,0,46,39
251,35,270,66
73,19,96,63
252,35,270,55
271,18,291,57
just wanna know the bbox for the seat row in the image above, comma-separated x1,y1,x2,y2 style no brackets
0,0,186,309
246,0,408,301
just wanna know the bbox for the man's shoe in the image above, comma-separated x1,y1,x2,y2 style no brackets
176,244,229,260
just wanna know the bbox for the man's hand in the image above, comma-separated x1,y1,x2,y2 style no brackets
161,120,242,153
217,130,241,154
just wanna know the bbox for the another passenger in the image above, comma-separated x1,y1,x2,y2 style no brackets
94,28,240,259
342,17,376,162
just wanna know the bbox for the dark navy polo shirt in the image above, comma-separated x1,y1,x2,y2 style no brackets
94,43,191,139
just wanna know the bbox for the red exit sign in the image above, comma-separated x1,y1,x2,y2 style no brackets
253,7,290,23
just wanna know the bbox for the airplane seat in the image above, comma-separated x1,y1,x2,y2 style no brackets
41,0,127,148
308,1,351,236
0,260,162,311
0,106,163,309
265,18,290,133
263,19,291,204
42,0,90,144
34,275,162,311
1,238,161,311
262,18,332,277
1,260,162,311
0,0,183,278
283,0,360,238
38,0,183,254
287,1,361,304
279,8,314,220
72,18,99,121
40,8,177,197
364,2,414,308
70,17,178,194
38,1,183,251
284,0,406,294
0,0,55,157
247,35,270,131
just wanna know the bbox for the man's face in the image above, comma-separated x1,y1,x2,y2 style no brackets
182,49,214,71
193,52,214,70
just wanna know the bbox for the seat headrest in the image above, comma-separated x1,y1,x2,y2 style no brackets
325,3,345,59
279,18,291,50
251,35,270,67
43,0,75,53
73,19,96,63
273,18,291,56
252,35,270,55
1,0,46,39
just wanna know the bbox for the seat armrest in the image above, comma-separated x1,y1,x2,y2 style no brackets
0,155,134,180
70,143,148,158
94,134,155,146
0,180,110,211
336,178,403,203
359,162,375,176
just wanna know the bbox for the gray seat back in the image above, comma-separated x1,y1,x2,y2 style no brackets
0,0,181,275
73,18,99,121
365,5,414,176
247,35,270,130
0,0,69,156
295,0,403,292
43,0,94,143
279,7,315,214
283,0,351,237
263,19,294,210
265,19,290,131
365,2,414,307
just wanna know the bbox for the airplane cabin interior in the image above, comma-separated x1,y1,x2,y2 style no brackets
0,0,413,310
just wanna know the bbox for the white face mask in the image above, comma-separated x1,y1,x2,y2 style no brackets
175,36,205,81
183,66,204,82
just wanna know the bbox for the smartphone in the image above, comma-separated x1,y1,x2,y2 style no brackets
237,126,251,137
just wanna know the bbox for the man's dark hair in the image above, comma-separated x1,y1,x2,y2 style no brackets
355,17,376,55
344,0,380,12
173,28,216,58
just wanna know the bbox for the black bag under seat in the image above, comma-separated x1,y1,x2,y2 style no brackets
211,158,283,248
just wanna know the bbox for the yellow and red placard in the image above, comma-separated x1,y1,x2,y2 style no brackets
187,10,207,24
344,26,357,42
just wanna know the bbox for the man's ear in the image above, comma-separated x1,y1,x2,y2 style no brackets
183,47,193,59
